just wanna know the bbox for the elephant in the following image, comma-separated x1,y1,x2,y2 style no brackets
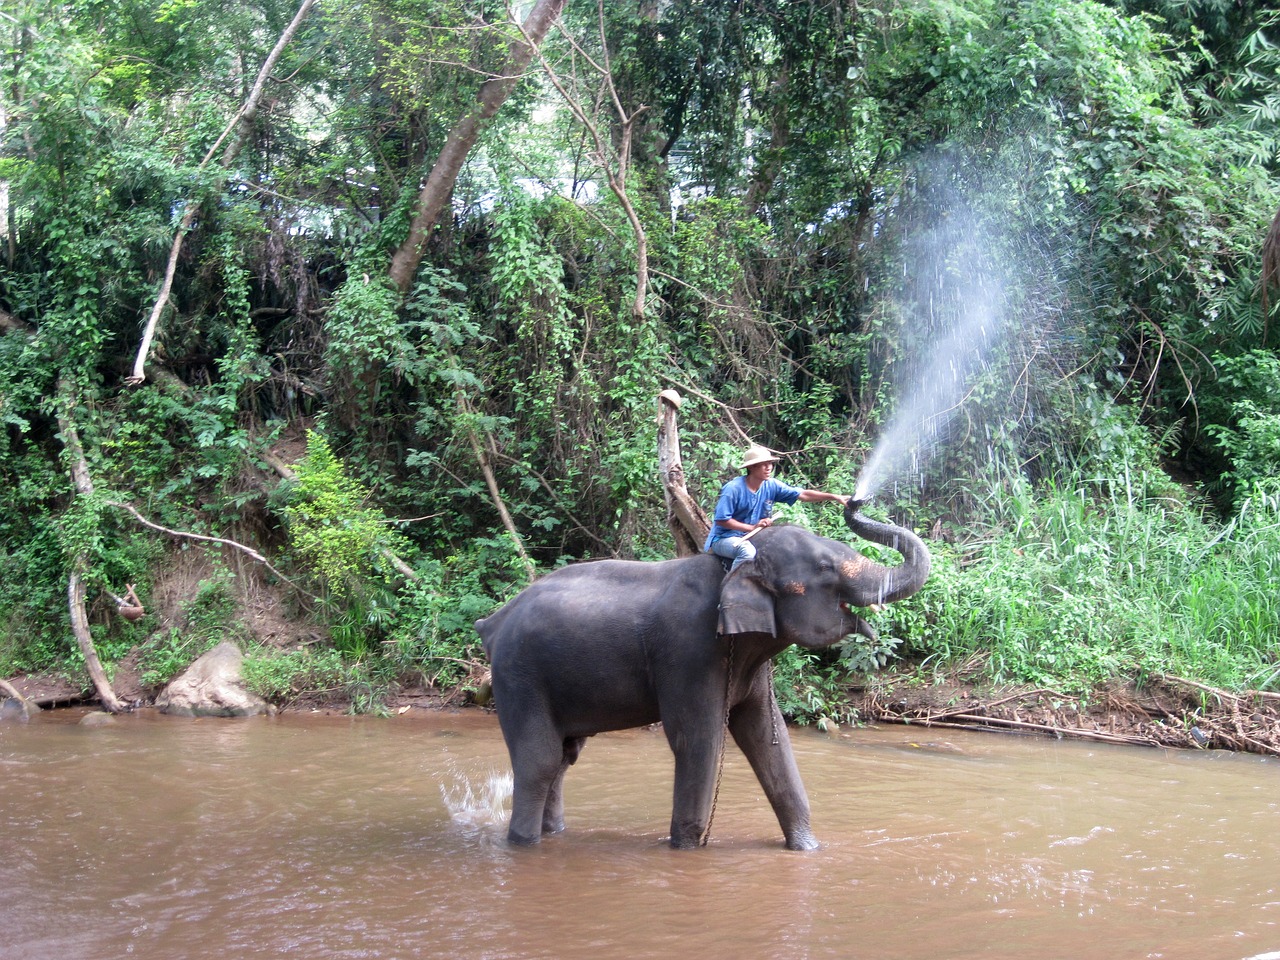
474,499,930,850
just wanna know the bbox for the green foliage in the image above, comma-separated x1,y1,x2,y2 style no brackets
4,0,1280,717
385,536,527,687
773,648,861,726
910,464,1280,693
1198,352,1280,508
241,647,351,701
284,432,414,596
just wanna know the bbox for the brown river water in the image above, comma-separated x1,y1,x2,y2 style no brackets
2,707,1277,960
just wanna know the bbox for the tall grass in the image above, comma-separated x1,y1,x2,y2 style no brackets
898,470,1280,694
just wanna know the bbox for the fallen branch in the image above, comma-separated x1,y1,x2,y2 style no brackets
860,676,1280,758
888,714,1161,749
945,712,1157,745
105,500,319,599
1160,673,1280,704
0,677,34,707
920,688,1067,723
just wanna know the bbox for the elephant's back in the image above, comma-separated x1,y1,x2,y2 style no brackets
475,553,722,656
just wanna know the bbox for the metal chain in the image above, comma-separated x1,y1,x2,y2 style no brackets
767,659,780,746
700,638,733,847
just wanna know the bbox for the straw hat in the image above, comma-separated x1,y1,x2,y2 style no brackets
740,444,780,470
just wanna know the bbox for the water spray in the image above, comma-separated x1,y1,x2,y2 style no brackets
852,201,1011,502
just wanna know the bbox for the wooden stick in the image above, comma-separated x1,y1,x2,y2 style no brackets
1161,673,1280,703
874,714,1160,748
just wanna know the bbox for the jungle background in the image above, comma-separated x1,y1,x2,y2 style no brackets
4,0,1280,746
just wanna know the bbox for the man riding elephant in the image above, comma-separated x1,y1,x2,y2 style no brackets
704,444,850,572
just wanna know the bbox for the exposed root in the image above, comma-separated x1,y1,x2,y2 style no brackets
854,673,1280,757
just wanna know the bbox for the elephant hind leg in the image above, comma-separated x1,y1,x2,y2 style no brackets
504,721,568,845
542,736,586,835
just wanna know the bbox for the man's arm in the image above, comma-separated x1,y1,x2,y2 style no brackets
798,489,850,505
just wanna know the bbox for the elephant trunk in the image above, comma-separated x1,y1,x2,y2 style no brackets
843,499,931,605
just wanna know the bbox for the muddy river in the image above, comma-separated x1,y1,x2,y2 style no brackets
2,708,1276,959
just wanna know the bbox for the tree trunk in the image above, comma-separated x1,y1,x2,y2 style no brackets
744,63,790,218
388,0,567,294
657,390,710,556
56,378,128,713
68,569,127,713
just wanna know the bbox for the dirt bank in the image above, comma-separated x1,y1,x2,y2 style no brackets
850,672,1280,757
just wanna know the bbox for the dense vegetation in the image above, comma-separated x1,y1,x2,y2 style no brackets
3,0,1279,718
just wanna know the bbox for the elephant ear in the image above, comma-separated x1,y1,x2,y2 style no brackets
717,571,776,637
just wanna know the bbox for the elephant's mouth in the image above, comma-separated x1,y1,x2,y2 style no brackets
840,600,881,643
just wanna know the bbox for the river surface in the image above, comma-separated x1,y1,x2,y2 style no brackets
2,707,1277,960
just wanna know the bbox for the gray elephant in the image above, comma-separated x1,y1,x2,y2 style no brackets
474,500,930,850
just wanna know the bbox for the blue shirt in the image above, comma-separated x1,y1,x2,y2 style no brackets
703,475,802,551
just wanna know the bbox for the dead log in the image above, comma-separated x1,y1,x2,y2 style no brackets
657,390,710,556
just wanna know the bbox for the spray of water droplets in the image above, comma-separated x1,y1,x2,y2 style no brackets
440,771,513,827
851,152,1072,503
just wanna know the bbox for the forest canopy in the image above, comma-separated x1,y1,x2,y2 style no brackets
3,0,1280,715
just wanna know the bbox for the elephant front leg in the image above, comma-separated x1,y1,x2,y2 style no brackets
667,726,726,849
729,683,818,851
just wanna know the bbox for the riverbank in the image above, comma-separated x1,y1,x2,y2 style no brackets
849,671,1280,757
10,666,1280,758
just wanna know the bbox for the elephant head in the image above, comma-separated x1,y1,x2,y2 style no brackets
717,499,931,649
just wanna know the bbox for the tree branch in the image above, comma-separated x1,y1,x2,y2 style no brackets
457,394,537,580
388,0,567,293
55,378,127,713
104,500,319,598
128,0,318,384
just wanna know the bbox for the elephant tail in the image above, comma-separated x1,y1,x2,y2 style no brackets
474,615,494,657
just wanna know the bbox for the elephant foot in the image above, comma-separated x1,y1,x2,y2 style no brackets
784,831,819,851
507,827,542,846
668,819,708,849
541,818,565,836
